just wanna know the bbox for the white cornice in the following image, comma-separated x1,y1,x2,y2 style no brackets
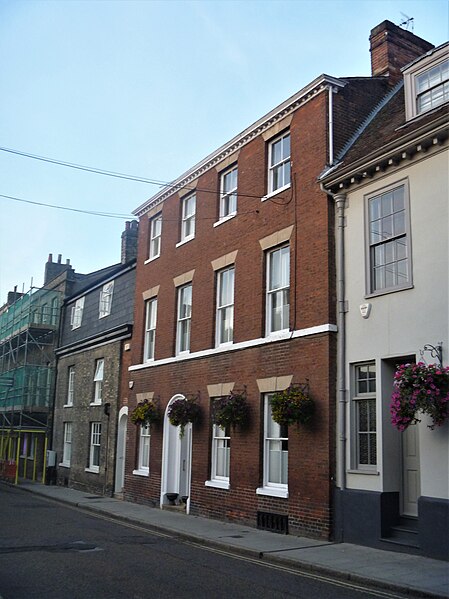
133,75,346,217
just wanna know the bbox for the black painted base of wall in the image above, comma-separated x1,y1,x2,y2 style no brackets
333,488,449,561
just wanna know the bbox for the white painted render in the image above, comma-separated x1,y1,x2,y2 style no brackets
343,147,449,500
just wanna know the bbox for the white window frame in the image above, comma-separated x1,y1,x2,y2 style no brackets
66,366,75,407
62,422,72,467
99,281,114,318
70,297,85,330
134,424,151,475
365,180,412,296
257,394,288,498
92,358,104,405
352,363,377,471
149,214,162,260
87,422,101,473
144,298,157,361
268,132,291,195
176,284,192,355
180,194,196,243
219,166,238,220
266,245,290,335
216,267,234,347
210,422,230,485
404,46,449,120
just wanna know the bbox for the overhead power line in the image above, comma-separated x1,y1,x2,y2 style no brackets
0,194,134,219
0,145,264,200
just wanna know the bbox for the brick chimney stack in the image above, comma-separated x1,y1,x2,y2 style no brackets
370,20,434,85
44,253,73,285
121,220,139,264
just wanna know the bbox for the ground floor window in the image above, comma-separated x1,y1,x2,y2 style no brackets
62,422,72,466
88,422,101,472
137,424,150,474
211,423,230,482
353,363,377,469
262,393,288,493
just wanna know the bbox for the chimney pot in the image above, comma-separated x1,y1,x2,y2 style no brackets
48,253,53,263
58,254,62,264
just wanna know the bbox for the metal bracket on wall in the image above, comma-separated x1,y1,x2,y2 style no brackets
419,342,443,367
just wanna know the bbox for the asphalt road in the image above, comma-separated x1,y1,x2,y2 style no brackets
0,485,402,599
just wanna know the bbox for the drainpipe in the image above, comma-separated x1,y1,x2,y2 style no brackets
334,192,347,495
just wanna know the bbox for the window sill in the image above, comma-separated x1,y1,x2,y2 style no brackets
176,236,195,248
85,467,99,474
59,462,70,468
262,184,291,202
213,213,237,228
347,469,379,475
205,479,230,490
265,328,290,340
90,402,102,407
144,255,160,265
365,283,413,299
99,313,110,319
133,469,149,477
63,404,73,408
256,486,288,499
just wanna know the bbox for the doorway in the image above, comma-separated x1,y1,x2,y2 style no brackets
114,408,128,495
160,395,192,512
401,424,421,516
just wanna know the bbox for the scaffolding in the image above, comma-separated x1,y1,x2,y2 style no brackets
0,286,61,483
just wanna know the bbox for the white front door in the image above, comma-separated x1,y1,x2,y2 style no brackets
401,424,420,516
161,395,192,512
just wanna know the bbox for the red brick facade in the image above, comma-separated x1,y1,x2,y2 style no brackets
122,20,434,539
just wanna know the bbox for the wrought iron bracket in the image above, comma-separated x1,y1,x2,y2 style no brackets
420,342,443,367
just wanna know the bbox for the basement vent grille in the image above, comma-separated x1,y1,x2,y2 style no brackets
257,511,289,534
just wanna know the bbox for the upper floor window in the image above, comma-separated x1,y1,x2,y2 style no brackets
403,45,449,121
220,166,238,219
266,245,290,334
70,297,85,330
353,363,377,470
92,358,104,404
66,366,75,406
367,182,411,294
149,214,162,260
99,281,114,318
181,194,196,243
268,132,291,194
51,296,59,325
144,298,157,361
415,58,449,115
176,284,192,354
216,267,234,346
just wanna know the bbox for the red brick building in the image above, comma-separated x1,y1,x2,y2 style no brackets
121,21,433,538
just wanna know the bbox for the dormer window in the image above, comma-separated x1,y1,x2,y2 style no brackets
403,44,449,121
415,59,449,114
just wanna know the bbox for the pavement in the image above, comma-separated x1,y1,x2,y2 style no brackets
6,481,449,598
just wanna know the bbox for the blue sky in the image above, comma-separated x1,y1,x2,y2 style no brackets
1,0,448,300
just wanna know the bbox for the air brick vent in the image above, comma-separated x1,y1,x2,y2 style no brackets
257,511,289,534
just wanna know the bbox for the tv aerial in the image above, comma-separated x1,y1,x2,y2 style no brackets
399,12,414,31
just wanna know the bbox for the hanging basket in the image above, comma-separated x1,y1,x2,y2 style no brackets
390,362,449,431
212,390,249,430
168,395,201,437
269,384,314,427
130,399,161,426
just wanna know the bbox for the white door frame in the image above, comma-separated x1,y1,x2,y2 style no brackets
160,394,193,513
114,406,128,493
